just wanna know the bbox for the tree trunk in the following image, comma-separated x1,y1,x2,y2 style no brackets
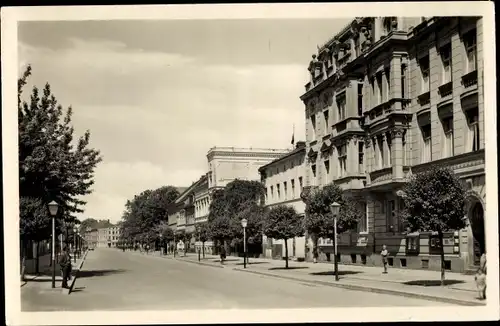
312,234,319,263
439,231,445,286
284,238,289,269
202,241,205,258
20,237,27,282
35,241,40,274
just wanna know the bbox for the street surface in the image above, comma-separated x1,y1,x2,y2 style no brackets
22,248,451,311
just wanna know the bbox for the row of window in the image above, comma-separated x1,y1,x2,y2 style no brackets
419,29,476,95
267,177,304,202
419,108,480,163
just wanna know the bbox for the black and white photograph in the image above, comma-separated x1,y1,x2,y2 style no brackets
2,2,498,325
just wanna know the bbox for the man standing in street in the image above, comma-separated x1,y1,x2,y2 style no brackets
59,246,72,289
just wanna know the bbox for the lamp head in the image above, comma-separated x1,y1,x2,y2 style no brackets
330,202,341,216
241,218,248,228
48,201,59,216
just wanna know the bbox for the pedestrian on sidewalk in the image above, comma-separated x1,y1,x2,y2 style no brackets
220,245,226,265
381,245,389,274
59,246,72,288
475,252,487,300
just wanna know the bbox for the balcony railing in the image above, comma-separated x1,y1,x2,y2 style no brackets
438,81,453,98
369,167,393,184
417,91,431,106
461,70,478,88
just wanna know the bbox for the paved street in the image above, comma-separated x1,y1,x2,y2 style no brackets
22,248,451,311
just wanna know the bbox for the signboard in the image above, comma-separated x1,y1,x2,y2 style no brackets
356,236,368,246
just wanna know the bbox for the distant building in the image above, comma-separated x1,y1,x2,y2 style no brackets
84,228,98,248
97,226,120,248
259,141,307,261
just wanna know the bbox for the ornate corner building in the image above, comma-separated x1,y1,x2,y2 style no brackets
300,17,485,273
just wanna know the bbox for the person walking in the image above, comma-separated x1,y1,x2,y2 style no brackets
381,245,389,274
475,252,487,300
220,245,226,265
59,246,72,289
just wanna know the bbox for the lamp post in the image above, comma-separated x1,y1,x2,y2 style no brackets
330,202,340,281
48,201,59,289
241,218,248,269
159,233,163,256
73,226,78,263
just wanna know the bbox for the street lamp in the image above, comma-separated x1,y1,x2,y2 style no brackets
73,225,78,263
241,218,248,269
48,201,59,288
159,233,163,256
330,202,341,281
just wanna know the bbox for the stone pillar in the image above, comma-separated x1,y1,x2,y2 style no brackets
348,137,356,175
364,138,372,184
346,81,355,117
429,41,442,161
364,71,371,110
391,128,404,180
391,56,402,110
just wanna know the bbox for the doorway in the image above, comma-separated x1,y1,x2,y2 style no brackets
469,202,485,265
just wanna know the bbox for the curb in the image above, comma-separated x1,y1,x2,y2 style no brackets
233,268,485,307
65,250,90,295
172,257,224,269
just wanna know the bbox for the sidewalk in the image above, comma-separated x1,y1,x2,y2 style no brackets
21,251,88,294
165,252,485,306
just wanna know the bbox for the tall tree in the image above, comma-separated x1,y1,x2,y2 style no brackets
18,65,102,275
400,167,467,286
305,183,362,261
195,222,211,258
119,186,179,246
263,205,304,269
207,180,265,249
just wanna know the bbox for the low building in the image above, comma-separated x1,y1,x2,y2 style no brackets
259,141,307,261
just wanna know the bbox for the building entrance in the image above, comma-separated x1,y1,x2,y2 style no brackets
469,202,485,265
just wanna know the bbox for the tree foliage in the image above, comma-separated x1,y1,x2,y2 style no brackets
207,179,265,242
19,197,51,242
263,205,304,268
305,183,362,239
234,202,267,245
18,65,102,239
400,167,468,286
195,222,210,243
119,186,180,244
400,167,468,233
17,65,98,277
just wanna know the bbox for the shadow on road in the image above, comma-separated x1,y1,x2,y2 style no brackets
403,279,466,287
235,262,269,266
77,269,127,278
268,266,309,270
309,270,363,276
71,286,86,293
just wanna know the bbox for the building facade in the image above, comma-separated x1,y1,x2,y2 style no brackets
300,16,485,272
171,146,290,254
97,226,120,248
84,228,98,249
259,141,307,261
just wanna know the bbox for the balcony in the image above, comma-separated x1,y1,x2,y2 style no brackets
461,70,478,88
438,81,453,98
417,91,431,107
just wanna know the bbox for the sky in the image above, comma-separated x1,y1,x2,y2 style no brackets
18,18,351,223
